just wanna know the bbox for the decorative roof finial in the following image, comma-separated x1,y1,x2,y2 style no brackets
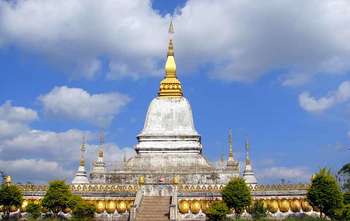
245,139,251,165
158,19,183,98
228,129,233,161
98,130,104,158
79,135,86,166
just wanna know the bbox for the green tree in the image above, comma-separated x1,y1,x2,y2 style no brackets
221,177,252,218
344,192,350,205
42,180,72,216
338,163,350,192
206,201,229,221
307,168,343,219
26,202,41,219
248,201,267,220
0,184,23,219
72,201,96,221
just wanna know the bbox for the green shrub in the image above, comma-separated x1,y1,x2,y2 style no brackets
72,201,95,221
248,201,267,220
344,192,350,205
307,168,343,219
221,177,251,218
26,202,41,219
0,184,23,219
206,201,229,221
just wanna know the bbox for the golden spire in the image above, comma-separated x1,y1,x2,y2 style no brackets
79,135,86,166
158,20,183,98
228,129,233,161
245,139,251,165
98,130,104,158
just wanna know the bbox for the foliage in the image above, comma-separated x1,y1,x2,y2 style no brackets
68,194,82,209
0,184,23,219
26,202,41,219
221,177,252,217
307,168,343,219
206,201,229,221
283,215,327,221
72,201,96,221
338,163,350,192
42,180,73,216
247,200,267,220
343,192,350,205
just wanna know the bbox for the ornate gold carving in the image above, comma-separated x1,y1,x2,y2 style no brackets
116,201,127,213
96,201,105,213
179,200,190,214
106,201,116,214
290,199,301,213
278,199,290,213
268,200,279,213
301,200,312,212
190,200,201,214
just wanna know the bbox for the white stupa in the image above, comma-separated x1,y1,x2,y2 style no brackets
243,140,257,186
72,137,89,184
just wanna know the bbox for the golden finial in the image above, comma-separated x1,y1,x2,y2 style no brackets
228,129,233,161
79,135,86,166
158,20,183,98
98,130,104,158
245,139,251,165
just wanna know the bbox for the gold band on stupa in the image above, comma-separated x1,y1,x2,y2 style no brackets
158,22,183,98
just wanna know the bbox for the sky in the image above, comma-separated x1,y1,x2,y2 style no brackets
0,0,349,184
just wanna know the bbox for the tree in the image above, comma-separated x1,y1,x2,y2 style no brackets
248,201,267,220
72,201,96,221
307,168,344,219
338,163,350,192
42,180,73,216
221,177,252,217
0,184,23,219
26,202,41,219
206,201,229,221
344,192,350,205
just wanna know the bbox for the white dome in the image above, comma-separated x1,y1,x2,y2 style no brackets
140,97,199,136
135,96,202,153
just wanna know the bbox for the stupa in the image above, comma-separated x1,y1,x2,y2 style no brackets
89,21,240,185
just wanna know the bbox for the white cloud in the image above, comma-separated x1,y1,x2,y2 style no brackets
0,101,37,138
39,86,130,126
0,101,37,123
258,166,312,183
299,81,350,113
1,0,350,83
0,159,71,183
0,101,135,183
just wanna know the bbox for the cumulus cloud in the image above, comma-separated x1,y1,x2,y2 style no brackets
258,166,312,183
1,0,350,83
299,81,350,113
0,101,38,122
38,86,130,126
0,101,135,183
0,159,71,183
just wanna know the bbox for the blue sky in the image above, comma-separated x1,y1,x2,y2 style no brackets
0,0,349,184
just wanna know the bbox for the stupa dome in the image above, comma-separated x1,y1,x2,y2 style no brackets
139,97,199,137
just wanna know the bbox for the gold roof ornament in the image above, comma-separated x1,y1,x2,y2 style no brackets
158,20,183,98
245,139,251,165
228,129,233,161
80,135,86,166
98,130,104,158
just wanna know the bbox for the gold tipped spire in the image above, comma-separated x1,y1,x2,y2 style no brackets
245,139,251,165
79,135,86,166
228,129,233,161
158,20,183,98
98,130,104,158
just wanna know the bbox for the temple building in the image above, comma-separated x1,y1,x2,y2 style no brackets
87,22,241,186
10,22,318,221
